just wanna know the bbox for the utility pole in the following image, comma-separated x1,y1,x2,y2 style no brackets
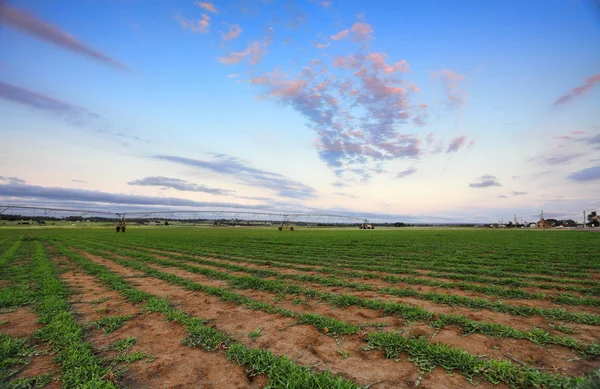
584,210,586,229
514,215,517,225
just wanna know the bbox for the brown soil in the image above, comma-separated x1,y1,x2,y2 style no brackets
58,266,261,389
0,307,43,338
66,248,514,389
73,248,599,380
0,308,61,387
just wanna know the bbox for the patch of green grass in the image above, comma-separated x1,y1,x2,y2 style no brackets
0,333,31,381
90,297,110,305
105,337,137,352
112,351,151,364
89,315,133,334
551,323,576,335
248,326,264,340
7,374,53,389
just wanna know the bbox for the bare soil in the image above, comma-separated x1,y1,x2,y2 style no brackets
68,248,513,389
73,248,599,380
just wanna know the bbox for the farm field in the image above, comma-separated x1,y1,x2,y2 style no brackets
1,227,599,388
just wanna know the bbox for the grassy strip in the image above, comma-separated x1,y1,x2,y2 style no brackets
48,241,361,388
0,240,22,269
89,315,133,334
51,240,586,388
29,241,116,388
0,334,31,382
365,333,580,388
65,240,600,358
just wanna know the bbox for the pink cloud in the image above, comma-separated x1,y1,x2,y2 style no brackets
319,1,333,8
226,74,240,78
367,53,409,73
446,135,468,153
437,69,467,112
572,130,586,135
0,3,127,70
313,41,330,49
351,22,373,41
331,29,349,41
176,14,210,33
554,72,600,106
195,2,217,13
219,28,274,65
221,24,242,40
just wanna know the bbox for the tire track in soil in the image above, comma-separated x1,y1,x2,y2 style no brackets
55,258,263,389
0,308,61,388
73,248,509,389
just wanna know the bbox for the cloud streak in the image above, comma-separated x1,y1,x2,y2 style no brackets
567,166,600,182
469,175,501,188
0,182,270,210
0,81,99,125
153,154,317,199
554,73,600,105
219,28,274,65
195,2,217,13
0,176,25,184
128,176,235,195
0,3,127,70
446,135,467,153
396,167,416,178
221,24,242,40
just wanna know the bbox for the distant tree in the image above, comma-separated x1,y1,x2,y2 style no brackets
507,221,514,228
589,212,599,227
394,222,406,227
545,218,558,227
165,221,170,226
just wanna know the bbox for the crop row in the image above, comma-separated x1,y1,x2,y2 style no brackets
86,235,600,294
49,239,591,389
84,237,600,303
62,238,600,358
82,239,600,321
93,231,597,277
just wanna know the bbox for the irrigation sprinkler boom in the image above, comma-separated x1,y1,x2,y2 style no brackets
0,205,366,230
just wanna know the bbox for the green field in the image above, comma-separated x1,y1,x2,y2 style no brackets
1,227,599,388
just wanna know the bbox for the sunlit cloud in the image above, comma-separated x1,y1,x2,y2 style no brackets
221,24,242,40
554,73,600,105
175,14,210,33
195,2,218,13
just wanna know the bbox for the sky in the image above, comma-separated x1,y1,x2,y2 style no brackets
0,0,599,223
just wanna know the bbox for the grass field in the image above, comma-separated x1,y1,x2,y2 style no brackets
1,227,599,388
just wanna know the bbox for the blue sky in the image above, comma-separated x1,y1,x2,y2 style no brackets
0,0,599,223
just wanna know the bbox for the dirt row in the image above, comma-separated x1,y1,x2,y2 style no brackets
67,247,513,389
73,247,600,379
51,253,263,389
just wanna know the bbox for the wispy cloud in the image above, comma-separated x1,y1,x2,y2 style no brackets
512,191,527,196
531,153,583,165
0,3,127,70
350,22,373,41
331,29,349,41
226,74,240,78
221,24,242,40
0,176,25,184
128,176,235,195
437,69,466,113
0,182,269,209
0,81,99,125
554,73,600,105
446,135,468,153
71,179,87,184
176,14,210,33
153,154,317,199
195,2,218,13
333,192,358,199
219,27,274,64
396,167,417,178
469,175,501,188
567,166,600,182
